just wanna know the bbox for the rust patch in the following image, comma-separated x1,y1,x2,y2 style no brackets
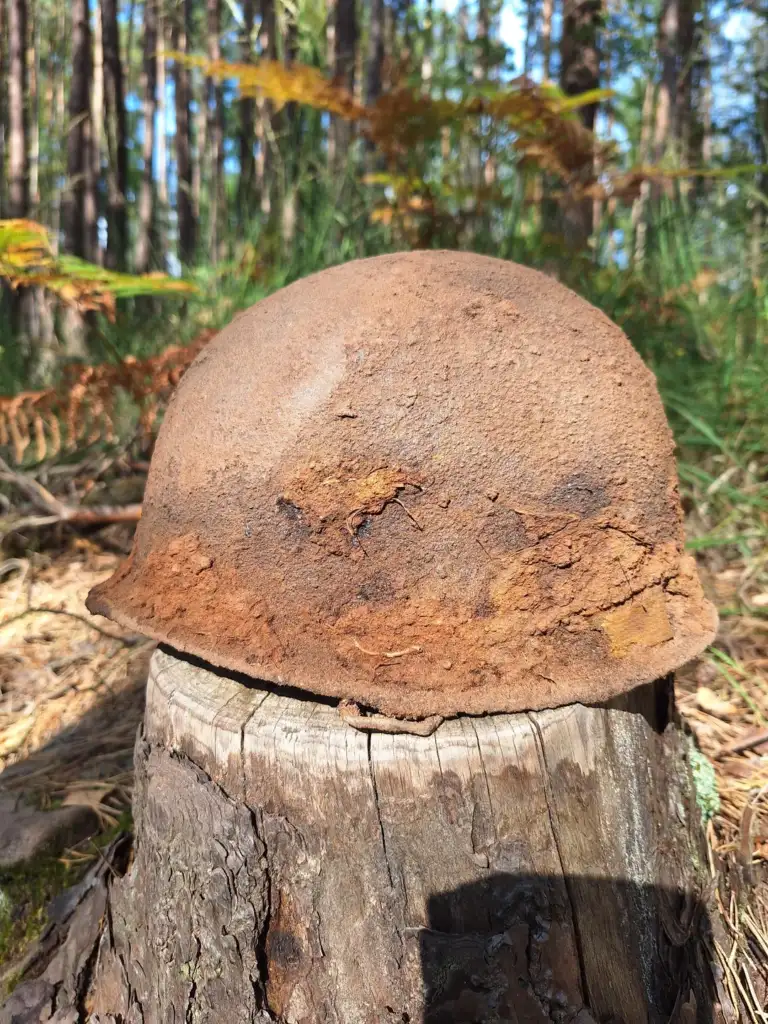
87,251,718,717
279,464,423,553
599,587,674,657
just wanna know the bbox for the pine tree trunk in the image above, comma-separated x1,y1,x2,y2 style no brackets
134,0,158,273
156,1,169,261
531,0,554,231
7,0,35,363
258,0,278,222
653,0,677,166
172,0,196,266
280,13,299,257
50,0,67,241
7,0,29,219
205,0,225,259
238,0,257,219
365,0,385,105
91,0,105,263
87,648,714,1023
0,0,6,218
102,0,129,269
28,0,39,213
330,0,357,167
631,77,655,268
559,0,602,249
63,0,94,262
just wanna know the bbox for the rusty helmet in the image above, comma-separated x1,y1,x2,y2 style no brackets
88,251,717,717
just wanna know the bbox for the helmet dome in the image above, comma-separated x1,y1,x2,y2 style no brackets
88,251,717,717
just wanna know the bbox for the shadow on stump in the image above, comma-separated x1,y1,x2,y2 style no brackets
420,874,713,1023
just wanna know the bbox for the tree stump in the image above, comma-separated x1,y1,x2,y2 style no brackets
88,647,713,1024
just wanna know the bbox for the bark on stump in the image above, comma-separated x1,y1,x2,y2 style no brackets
89,647,713,1023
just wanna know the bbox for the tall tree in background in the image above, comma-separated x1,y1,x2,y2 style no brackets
7,0,29,219
102,0,129,268
91,0,105,263
331,0,357,164
156,2,169,257
366,0,385,105
205,0,225,257
279,11,300,252
172,0,196,264
135,0,158,272
28,0,40,212
559,0,602,246
751,8,768,285
61,0,95,355
63,0,96,261
654,0,700,165
654,0,679,164
560,0,601,130
541,0,553,79
0,0,6,218
238,0,256,218
258,0,277,215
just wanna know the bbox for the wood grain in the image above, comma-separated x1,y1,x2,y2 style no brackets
89,648,713,1023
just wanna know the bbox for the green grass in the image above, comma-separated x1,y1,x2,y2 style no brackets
0,811,132,996
0,855,80,986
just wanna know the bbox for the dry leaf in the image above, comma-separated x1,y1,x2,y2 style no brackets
695,686,738,719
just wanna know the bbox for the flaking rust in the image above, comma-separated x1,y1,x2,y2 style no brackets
278,463,423,554
87,250,718,718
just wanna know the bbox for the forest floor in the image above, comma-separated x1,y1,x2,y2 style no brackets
0,500,766,1015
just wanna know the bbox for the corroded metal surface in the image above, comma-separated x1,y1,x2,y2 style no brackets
87,251,717,717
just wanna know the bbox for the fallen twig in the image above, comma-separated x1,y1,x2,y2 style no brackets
0,607,136,643
714,729,768,760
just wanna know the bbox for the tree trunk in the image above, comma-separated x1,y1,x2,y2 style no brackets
258,0,278,223
238,0,257,219
653,0,677,165
676,0,695,168
87,647,714,1023
631,77,656,268
331,0,357,167
171,0,196,266
63,0,95,261
7,0,29,219
281,12,299,257
531,0,554,231
125,0,137,103
559,0,602,249
156,1,169,263
0,0,6,218
365,0,385,106
28,0,39,213
7,0,43,372
134,0,158,273
91,0,105,263
205,0,225,260
102,0,129,269
541,0,553,79
49,0,67,241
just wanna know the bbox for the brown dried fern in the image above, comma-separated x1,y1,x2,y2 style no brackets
0,333,212,465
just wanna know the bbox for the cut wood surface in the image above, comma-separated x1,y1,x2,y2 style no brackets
88,648,713,1023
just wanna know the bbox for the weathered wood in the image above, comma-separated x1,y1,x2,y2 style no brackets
89,648,713,1023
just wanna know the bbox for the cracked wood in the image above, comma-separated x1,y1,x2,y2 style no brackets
87,648,714,1023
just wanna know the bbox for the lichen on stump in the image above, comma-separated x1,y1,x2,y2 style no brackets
84,649,714,1024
